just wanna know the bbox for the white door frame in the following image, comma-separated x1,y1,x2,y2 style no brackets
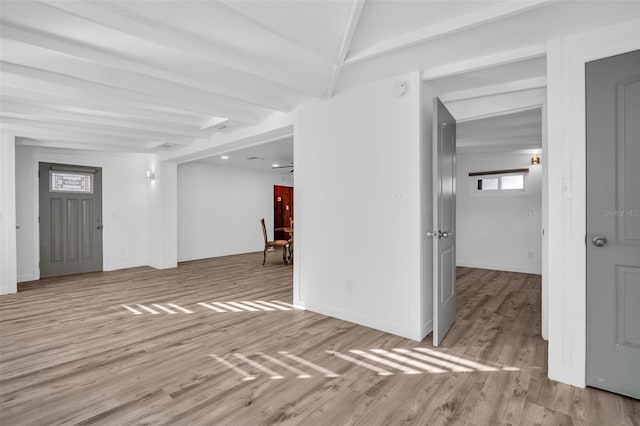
546,21,639,388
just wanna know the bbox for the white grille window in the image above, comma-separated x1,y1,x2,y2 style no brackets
501,174,525,190
50,171,93,193
477,177,499,190
475,174,525,192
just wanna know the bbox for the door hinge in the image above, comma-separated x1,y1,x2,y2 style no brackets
38,216,40,224
38,170,40,178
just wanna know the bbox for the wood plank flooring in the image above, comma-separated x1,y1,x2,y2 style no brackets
1,254,638,425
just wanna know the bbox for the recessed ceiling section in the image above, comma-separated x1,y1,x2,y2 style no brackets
217,0,353,62
426,56,547,96
337,1,637,92
457,108,542,154
197,136,293,174
349,1,501,55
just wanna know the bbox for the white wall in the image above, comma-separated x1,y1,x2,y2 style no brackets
294,72,426,340
0,135,17,295
148,161,178,269
546,20,640,388
456,151,542,274
15,146,153,281
177,161,294,261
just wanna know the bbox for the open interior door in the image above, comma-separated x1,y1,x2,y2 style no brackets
432,97,457,347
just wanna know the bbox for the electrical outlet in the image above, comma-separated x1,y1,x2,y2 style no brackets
345,280,354,293
528,251,535,258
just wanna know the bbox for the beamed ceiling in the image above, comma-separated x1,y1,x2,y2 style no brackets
0,1,637,153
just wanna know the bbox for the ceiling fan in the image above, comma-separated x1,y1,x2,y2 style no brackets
272,163,294,173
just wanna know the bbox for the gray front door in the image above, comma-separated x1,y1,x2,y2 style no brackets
586,49,640,399
432,97,457,347
39,162,103,278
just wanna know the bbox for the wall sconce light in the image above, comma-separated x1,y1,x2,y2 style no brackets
531,154,540,165
146,170,156,181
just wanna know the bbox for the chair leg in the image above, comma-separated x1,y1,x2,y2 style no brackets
263,248,267,266
282,246,288,265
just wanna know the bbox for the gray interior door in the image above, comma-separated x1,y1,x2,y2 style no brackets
432,97,457,347
586,49,640,399
39,162,103,278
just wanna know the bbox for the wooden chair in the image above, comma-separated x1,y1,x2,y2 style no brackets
261,218,289,265
288,217,294,262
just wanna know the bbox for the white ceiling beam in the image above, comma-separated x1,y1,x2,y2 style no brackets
345,0,556,65
421,44,546,81
1,112,201,140
440,76,547,103
0,116,194,144
0,89,205,128
456,140,542,154
15,137,151,153
456,105,544,124
1,101,202,137
459,116,542,132
0,22,300,112
5,124,149,147
326,0,366,97
1,62,266,125
39,1,325,97
459,126,541,139
446,88,546,123
0,43,272,124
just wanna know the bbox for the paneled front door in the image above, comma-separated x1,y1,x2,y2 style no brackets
39,162,103,278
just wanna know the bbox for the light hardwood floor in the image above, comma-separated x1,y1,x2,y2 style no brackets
1,254,638,425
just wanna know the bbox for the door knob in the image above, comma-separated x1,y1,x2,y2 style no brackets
427,231,436,238
592,236,607,247
439,231,450,239
96,225,104,230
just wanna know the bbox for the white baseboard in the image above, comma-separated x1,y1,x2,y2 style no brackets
456,260,541,275
104,260,147,271
301,300,422,341
147,262,178,270
18,273,38,283
178,248,261,263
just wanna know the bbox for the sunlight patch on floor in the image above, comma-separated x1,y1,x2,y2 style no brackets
119,300,299,315
209,347,520,382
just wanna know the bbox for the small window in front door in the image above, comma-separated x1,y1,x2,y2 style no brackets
50,171,94,193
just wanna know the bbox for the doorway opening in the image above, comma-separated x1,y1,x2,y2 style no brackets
273,185,294,242
175,135,294,271
423,55,547,346
38,162,103,278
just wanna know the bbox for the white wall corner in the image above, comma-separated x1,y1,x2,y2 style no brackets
0,135,18,295
540,101,549,342
292,108,302,308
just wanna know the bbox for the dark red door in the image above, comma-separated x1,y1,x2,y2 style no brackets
273,185,293,241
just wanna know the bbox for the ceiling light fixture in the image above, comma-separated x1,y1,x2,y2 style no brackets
201,116,229,131
221,155,229,160
272,163,279,168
